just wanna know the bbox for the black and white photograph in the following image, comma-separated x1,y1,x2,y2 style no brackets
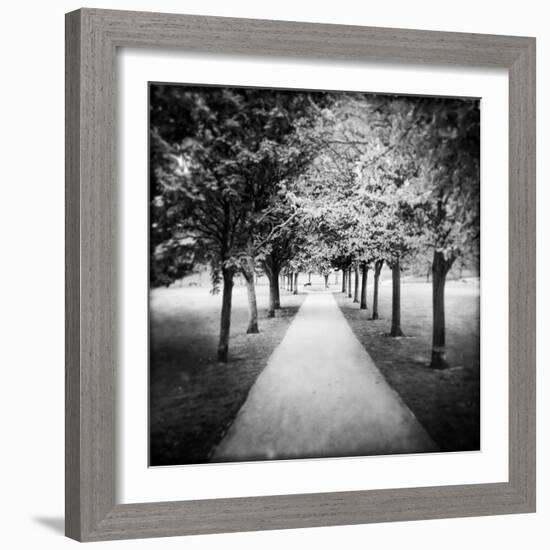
149,83,480,467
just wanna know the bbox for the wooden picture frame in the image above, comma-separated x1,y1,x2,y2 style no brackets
65,8,536,542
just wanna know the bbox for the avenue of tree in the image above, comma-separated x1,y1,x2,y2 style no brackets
150,85,480,368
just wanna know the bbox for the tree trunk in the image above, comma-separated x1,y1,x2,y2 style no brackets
353,266,359,303
293,272,299,295
264,256,280,318
360,262,368,310
218,268,234,362
289,273,293,293
308,272,311,284
243,268,259,334
267,272,276,318
371,259,383,320
389,258,404,336
347,267,353,298
266,267,280,318
274,271,280,309
324,274,329,288
342,270,347,293
430,250,453,369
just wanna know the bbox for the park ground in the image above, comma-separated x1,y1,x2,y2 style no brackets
149,273,480,466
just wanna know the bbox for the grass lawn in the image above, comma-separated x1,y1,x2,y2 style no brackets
336,277,480,453
149,282,305,466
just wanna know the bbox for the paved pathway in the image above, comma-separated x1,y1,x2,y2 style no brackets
212,291,437,462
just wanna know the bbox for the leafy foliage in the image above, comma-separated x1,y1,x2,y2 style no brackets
150,85,480,362
150,85,331,289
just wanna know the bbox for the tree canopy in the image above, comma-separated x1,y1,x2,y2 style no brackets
150,84,480,365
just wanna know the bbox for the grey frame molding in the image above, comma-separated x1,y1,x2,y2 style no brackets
65,8,536,542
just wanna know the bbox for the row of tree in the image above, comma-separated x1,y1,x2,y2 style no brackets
150,85,479,368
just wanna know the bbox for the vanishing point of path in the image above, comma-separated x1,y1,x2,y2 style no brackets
212,291,437,462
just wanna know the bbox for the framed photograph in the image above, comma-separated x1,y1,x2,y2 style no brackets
65,8,536,542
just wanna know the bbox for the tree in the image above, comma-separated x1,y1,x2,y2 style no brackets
350,167,410,333
305,93,419,335
350,96,426,335
150,85,330,361
404,98,480,367
348,94,479,351
151,86,479,367
149,88,250,361
262,208,310,314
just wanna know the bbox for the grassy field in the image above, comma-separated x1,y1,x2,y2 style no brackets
149,283,305,466
151,274,480,465
336,277,480,452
